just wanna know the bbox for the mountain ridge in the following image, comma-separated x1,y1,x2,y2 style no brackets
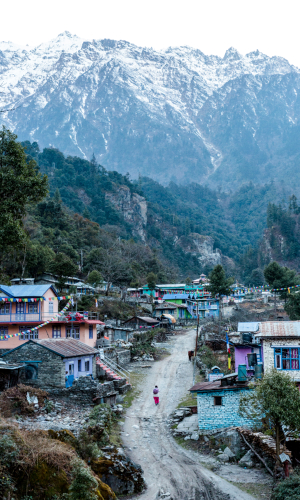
1,32,300,188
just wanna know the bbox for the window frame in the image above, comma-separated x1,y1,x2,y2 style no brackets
28,303,38,314
0,304,10,315
19,325,38,340
274,347,300,370
66,326,80,339
0,327,8,341
52,325,61,338
214,396,223,406
85,359,90,372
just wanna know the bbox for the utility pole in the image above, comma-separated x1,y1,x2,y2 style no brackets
193,301,199,386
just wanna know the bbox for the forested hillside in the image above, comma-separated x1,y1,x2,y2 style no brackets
16,140,296,284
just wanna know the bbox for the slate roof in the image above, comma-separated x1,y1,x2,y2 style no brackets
0,285,57,298
255,321,300,338
35,338,98,357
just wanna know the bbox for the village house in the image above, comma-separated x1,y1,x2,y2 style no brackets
1,338,97,388
189,371,255,431
153,301,189,320
0,285,104,351
232,322,262,375
255,321,300,381
123,316,160,329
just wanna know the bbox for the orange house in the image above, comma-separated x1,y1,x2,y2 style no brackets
0,285,104,350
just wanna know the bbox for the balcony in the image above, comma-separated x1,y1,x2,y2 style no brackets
0,310,103,324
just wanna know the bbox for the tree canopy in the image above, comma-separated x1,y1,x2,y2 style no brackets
208,265,234,297
0,128,48,251
264,261,299,301
239,369,300,456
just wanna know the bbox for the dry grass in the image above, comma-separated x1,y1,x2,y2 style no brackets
0,384,48,417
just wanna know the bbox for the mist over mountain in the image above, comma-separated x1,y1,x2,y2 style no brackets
1,31,300,188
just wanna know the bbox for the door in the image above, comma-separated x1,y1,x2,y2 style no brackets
65,363,74,387
16,302,25,321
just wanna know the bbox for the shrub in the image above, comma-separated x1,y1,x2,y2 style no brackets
68,459,98,500
271,473,300,500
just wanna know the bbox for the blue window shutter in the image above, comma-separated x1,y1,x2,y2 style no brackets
89,325,93,339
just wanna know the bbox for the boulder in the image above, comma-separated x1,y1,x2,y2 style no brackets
190,432,199,441
217,453,229,462
239,450,255,467
224,446,235,459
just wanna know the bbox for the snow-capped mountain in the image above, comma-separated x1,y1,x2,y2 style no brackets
1,31,300,188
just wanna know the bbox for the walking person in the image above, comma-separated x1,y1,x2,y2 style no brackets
153,385,159,405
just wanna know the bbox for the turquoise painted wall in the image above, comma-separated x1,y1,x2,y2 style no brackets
196,388,254,430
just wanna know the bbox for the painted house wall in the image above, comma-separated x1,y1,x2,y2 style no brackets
234,347,252,371
0,323,98,350
262,338,300,379
196,389,254,430
64,355,95,379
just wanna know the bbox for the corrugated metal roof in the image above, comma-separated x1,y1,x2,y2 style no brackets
0,284,57,298
35,338,98,357
162,294,189,299
256,321,300,338
238,322,260,332
155,303,177,310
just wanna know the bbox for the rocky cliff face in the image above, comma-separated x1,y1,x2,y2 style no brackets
105,187,147,241
1,32,300,188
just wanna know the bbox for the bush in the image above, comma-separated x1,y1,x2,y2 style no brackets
68,459,98,500
271,473,300,500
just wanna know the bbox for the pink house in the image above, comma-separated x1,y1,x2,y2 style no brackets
0,285,104,350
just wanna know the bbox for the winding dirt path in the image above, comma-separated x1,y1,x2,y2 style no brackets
123,329,256,500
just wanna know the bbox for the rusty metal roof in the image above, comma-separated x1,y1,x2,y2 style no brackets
189,379,249,392
35,338,98,357
255,321,300,338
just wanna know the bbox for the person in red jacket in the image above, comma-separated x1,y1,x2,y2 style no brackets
153,385,159,405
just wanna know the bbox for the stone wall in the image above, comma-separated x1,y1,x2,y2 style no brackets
45,375,130,406
263,338,300,379
105,348,131,366
2,342,65,388
46,376,119,405
197,388,254,431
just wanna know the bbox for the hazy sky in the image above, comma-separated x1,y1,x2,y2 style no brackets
3,0,300,66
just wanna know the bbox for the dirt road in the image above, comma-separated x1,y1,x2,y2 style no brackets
123,329,256,500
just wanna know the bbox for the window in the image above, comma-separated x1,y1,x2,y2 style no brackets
85,360,90,372
25,364,38,380
78,359,81,372
0,327,8,341
274,348,300,370
52,326,61,338
49,302,54,314
28,303,38,314
0,304,10,315
214,396,222,406
89,325,93,339
19,326,38,340
66,326,80,339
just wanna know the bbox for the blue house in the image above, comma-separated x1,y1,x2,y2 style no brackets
190,373,254,431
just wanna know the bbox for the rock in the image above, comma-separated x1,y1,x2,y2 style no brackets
116,395,124,404
239,450,255,467
217,453,229,462
184,436,191,440
203,436,209,442
190,432,199,441
224,446,235,459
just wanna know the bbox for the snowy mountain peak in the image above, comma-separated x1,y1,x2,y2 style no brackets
223,47,242,61
1,33,300,188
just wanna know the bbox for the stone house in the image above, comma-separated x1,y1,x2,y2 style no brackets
190,373,254,431
0,284,104,351
123,316,160,329
255,321,300,381
1,338,98,388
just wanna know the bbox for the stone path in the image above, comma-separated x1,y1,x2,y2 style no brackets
123,329,256,500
